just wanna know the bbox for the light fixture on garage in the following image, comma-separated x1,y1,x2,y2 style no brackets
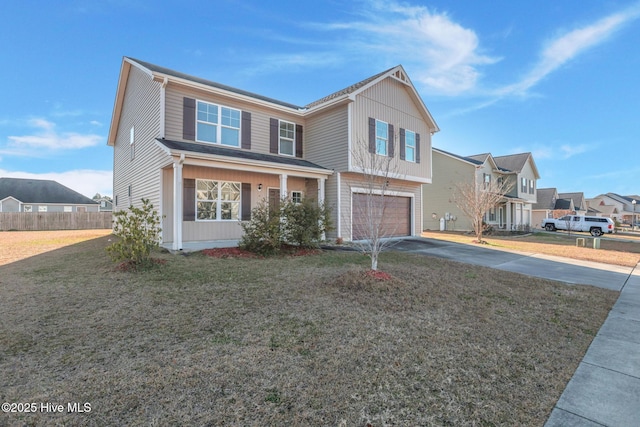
258,184,263,191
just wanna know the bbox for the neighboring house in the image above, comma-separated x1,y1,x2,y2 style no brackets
0,177,99,212
94,196,114,212
108,57,439,249
532,189,588,228
585,197,620,221
591,193,640,224
423,148,539,231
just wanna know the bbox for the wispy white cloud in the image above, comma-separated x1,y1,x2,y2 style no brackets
307,0,500,94
6,118,103,151
0,169,112,198
497,4,640,96
529,142,594,160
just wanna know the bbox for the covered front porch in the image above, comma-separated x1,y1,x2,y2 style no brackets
485,196,533,231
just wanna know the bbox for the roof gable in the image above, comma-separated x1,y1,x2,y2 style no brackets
0,178,97,205
532,187,558,210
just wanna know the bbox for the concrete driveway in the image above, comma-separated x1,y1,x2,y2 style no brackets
390,237,633,291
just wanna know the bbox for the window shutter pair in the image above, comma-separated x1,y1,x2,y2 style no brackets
182,179,252,221
182,97,251,149
269,118,303,158
398,128,421,163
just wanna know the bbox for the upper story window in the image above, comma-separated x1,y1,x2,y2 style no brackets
130,126,135,160
483,173,491,189
196,101,241,147
375,120,388,156
521,177,527,193
279,120,295,156
529,179,535,194
405,130,416,162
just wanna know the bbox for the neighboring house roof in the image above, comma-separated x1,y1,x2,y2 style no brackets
432,147,483,166
493,152,541,178
156,139,330,172
0,178,97,205
558,192,586,210
532,187,558,210
554,198,573,210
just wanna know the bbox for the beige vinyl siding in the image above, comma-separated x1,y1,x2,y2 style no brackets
305,104,349,171
422,150,475,231
518,160,538,203
164,84,304,156
163,165,309,243
351,77,433,181
340,172,421,241
112,65,164,213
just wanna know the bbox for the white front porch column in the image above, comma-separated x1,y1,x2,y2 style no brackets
318,178,326,240
506,201,512,230
172,157,184,250
280,174,288,200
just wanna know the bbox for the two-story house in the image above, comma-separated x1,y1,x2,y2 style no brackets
423,149,539,231
107,58,439,250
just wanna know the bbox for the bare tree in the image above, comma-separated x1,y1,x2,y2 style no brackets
452,178,512,243
350,144,404,271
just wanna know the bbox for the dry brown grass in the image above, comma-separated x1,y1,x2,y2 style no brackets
422,230,640,267
0,235,618,426
0,229,112,266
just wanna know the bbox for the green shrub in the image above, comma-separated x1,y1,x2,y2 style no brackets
239,198,282,255
281,198,332,248
106,198,162,267
239,197,332,255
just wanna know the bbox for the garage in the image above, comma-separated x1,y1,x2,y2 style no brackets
352,193,411,240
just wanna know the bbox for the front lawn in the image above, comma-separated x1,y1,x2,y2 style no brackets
0,236,617,426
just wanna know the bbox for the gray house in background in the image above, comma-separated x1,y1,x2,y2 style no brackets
0,178,99,213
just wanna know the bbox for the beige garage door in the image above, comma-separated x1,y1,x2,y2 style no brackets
352,194,411,240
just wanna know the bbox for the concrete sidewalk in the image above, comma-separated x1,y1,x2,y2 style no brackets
390,237,640,426
545,264,640,427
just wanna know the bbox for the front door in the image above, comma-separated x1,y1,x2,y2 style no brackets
268,189,280,215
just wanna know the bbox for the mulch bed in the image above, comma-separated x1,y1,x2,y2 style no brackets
202,245,322,259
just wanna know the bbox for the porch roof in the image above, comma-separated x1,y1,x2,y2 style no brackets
156,138,332,176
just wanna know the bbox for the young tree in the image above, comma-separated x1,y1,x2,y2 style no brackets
350,143,404,271
452,178,512,243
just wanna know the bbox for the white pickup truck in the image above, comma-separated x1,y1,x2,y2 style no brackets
541,215,614,237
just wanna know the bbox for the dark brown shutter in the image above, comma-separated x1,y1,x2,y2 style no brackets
388,124,395,158
368,117,376,153
183,179,196,221
269,118,278,154
416,133,421,164
241,183,251,220
241,111,251,149
183,98,196,141
399,128,406,160
295,124,303,158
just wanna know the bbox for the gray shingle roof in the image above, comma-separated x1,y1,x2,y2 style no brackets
0,178,97,204
127,57,304,110
433,147,484,165
532,187,557,210
493,152,531,173
156,139,329,170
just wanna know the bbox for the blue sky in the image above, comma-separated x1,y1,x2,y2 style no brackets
1,0,639,199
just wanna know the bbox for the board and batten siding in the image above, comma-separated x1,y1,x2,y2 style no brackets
164,85,304,157
340,172,421,241
422,150,475,232
351,78,432,182
305,104,349,171
113,65,165,213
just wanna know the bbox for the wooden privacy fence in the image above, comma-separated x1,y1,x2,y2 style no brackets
0,212,113,231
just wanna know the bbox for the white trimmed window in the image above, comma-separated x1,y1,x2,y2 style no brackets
291,191,303,204
483,173,491,189
279,120,295,156
64,206,73,212
23,205,32,212
196,101,241,147
196,179,241,221
529,179,535,194
405,130,416,162
521,177,527,193
375,120,388,156
38,206,47,212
